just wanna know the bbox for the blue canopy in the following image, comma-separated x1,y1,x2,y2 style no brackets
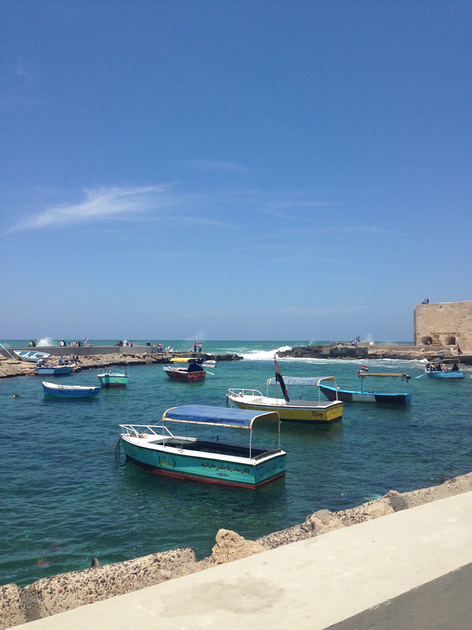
162,404,279,429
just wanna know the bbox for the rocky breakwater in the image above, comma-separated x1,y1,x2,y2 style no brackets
2,472,472,629
0,352,243,379
277,342,454,361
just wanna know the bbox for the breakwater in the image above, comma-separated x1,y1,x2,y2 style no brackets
2,472,471,629
2,341,469,379
0,350,242,379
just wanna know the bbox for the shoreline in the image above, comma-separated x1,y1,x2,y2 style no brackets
0,351,242,379
2,471,471,628
1,342,469,379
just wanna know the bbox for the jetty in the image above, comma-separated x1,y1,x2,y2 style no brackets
1,341,470,379
0,347,242,379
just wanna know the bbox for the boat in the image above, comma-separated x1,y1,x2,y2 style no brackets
319,368,412,405
202,358,217,368
119,404,286,488
97,366,130,388
424,359,463,380
37,363,75,376
226,359,342,425
42,381,100,399
14,350,51,363
163,362,206,381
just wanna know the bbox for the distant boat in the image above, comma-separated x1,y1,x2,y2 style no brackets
37,364,75,376
425,359,463,380
42,381,100,399
319,369,412,405
37,363,75,376
14,350,51,363
97,366,129,388
119,404,286,488
202,358,217,368
163,362,206,381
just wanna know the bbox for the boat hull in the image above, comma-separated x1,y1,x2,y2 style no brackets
98,374,129,388
120,437,285,488
164,369,206,381
319,384,411,405
227,396,343,424
426,371,463,380
14,350,50,362
42,382,100,398
37,366,74,376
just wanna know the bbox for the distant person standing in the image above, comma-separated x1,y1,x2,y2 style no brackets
194,342,197,352
198,342,202,352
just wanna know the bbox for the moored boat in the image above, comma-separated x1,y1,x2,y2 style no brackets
14,350,51,363
202,357,217,368
119,404,286,488
226,359,342,425
319,368,412,405
97,366,129,388
37,364,75,376
163,362,206,381
42,381,100,399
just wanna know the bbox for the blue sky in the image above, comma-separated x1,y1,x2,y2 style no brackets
1,1,470,342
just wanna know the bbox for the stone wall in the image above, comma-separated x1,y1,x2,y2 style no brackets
414,300,472,353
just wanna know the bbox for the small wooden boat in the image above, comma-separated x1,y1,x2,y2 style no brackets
42,381,100,399
319,369,412,405
37,364,75,376
14,350,51,363
120,404,286,488
202,358,217,368
425,359,463,380
163,362,206,381
97,366,129,388
227,375,343,425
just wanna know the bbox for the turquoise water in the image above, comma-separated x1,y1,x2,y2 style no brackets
1,340,471,588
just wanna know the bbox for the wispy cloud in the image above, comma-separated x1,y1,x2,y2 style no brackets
189,159,246,172
6,185,188,233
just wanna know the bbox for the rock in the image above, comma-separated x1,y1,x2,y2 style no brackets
0,584,27,629
210,529,266,564
19,547,196,622
257,524,310,549
302,509,345,536
337,498,395,527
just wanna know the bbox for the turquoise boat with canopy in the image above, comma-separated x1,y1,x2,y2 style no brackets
120,404,286,489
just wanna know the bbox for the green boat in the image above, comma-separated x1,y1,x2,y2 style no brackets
97,366,130,388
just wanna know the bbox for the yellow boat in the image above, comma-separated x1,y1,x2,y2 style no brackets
226,376,343,425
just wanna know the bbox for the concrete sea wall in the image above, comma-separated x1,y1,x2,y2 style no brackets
2,472,472,629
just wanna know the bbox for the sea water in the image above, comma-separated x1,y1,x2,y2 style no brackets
1,340,471,587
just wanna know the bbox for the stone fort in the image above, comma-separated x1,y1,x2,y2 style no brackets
414,300,472,353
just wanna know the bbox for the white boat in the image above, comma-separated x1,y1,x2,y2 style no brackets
120,405,286,488
42,381,100,399
202,359,217,368
14,350,51,363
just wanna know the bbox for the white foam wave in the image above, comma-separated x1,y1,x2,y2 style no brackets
241,345,293,360
36,337,55,347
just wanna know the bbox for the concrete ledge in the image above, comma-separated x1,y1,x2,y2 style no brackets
10,491,472,629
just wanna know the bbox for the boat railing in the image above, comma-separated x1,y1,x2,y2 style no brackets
227,388,264,398
120,423,175,440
